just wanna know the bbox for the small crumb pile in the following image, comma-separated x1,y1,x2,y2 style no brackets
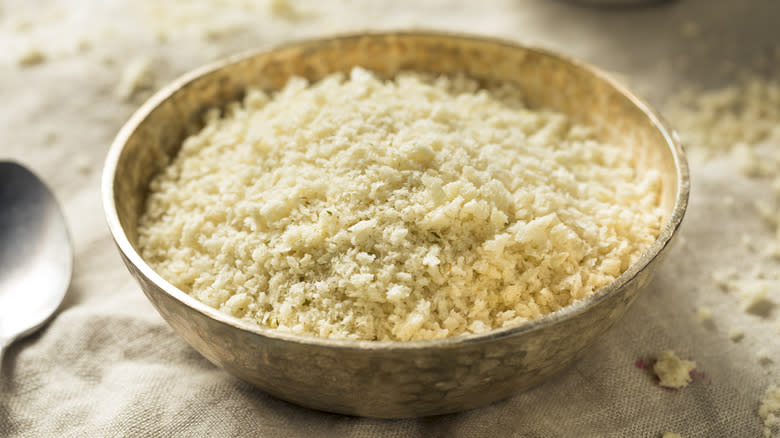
139,0,316,42
664,77,780,165
653,350,696,389
760,384,780,437
138,67,663,341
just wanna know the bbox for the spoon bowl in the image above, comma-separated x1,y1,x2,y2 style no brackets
0,161,72,365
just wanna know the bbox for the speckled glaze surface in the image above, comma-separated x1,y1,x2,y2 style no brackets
102,32,689,418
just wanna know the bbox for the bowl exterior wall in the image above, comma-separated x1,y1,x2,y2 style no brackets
119,246,661,417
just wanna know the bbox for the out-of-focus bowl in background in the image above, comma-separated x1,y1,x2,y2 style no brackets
102,32,689,418
565,0,675,6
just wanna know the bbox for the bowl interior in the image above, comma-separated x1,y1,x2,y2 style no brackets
105,32,686,342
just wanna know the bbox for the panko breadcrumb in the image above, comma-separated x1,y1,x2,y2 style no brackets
760,384,780,437
137,67,663,341
653,350,696,389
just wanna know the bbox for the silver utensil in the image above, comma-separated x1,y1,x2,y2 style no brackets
0,161,72,366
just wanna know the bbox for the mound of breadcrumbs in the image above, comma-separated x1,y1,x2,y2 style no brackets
137,67,662,341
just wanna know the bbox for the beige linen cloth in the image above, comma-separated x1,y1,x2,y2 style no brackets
1,1,778,436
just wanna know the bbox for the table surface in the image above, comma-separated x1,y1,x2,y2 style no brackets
1,1,778,437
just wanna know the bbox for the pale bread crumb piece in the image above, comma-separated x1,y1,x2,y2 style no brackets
653,350,696,389
696,307,713,324
201,24,245,41
76,38,91,52
75,155,91,175
13,19,33,32
753,200,778,228
739,281,775,318
741,234,755,251
154,29,168,43
728,326,745,342
44,131,57,145
115,57,155,101
757,349,774,366
17,48,46,67
733,143,774,178
772,177,780,196
662,433,682,438
764,242,780,260
269,0,306,20
712,268,736,290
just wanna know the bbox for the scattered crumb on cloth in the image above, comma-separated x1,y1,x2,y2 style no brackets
667,75,779,434
740,282,776,318
728,326,745,342
115,57,155,101
76,37,91,52
269,0,309,21
697,307,713,324
138,0,317,42
75,155,91,175
665,77,780,162
711,268,736,290
13,19,33,32
760,384,780,437
653,350,696,389
17,48,46,66
201,23,246,41
757,349,774,366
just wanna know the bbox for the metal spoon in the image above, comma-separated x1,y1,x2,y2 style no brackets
0,161,72,366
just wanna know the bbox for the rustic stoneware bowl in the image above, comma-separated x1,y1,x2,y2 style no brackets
103,32,689,418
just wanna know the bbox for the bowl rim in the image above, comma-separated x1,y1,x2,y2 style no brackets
102,30,690,352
